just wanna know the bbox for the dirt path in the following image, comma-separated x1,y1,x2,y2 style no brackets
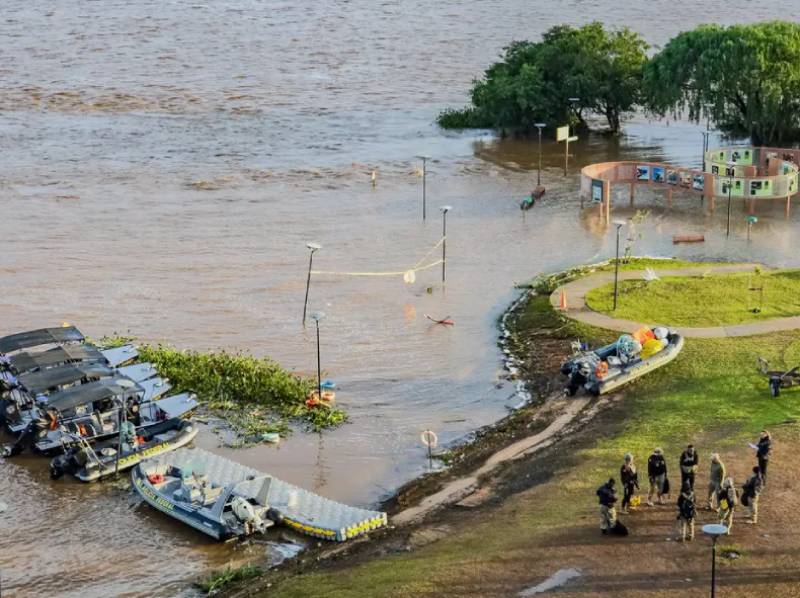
393,396,591,525
547,264,800,338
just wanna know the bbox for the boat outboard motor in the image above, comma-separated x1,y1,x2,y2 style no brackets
231,496,268,535
566,361,591,396
1,421,36,458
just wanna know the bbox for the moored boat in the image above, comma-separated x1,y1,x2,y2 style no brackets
560,326,684,395
49,418,198,482
133,448,388,542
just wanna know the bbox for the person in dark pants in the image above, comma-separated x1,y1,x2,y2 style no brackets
680,444,699,490
676,481,696,541
647,447,667,506
597,478,618,534
620,453,639,513
756,430,772,485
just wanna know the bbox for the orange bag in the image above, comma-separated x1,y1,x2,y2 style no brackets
632,326,655,345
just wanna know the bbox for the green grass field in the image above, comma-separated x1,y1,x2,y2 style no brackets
259,280,800,598
586,269,800,327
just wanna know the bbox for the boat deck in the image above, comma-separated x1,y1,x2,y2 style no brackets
145,448,388,542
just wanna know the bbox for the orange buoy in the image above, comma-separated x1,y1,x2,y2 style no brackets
306,389,336,408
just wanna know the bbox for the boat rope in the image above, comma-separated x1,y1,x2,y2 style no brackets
311,237,445,278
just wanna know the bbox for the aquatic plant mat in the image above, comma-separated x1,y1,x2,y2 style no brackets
97,336,346,443
227,259,800,598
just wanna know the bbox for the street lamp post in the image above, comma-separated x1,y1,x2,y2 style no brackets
702,523,728,598
416,155,431,220
726,160,736,238
440,206,451,282
534,123,546,186
302,242,321,326
613,220,626,311
310,312,325,403
564,98,580,176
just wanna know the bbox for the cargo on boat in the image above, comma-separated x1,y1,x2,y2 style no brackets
133,448,388,542
560,325,684,395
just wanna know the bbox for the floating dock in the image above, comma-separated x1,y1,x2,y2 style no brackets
142,448,388,542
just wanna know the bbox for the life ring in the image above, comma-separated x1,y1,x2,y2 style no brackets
595,361,609,379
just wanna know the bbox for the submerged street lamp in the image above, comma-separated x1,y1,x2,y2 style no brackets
613,220,626,311
302,242,321,326
310,311,325,403
726,160,736,238
563,98,580,176
702,523,728,598
416,155,431,220
535,123,546,186
440,206,451,283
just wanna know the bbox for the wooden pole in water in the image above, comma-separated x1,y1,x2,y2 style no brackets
440,206,451,283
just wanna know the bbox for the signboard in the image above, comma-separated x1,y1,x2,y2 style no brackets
636,165,650,181
692,174,704,191
591,179,604,203
556,126,569,141
666,170,678,185
652,166,665,183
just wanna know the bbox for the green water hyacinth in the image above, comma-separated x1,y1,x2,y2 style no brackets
97,336,347,432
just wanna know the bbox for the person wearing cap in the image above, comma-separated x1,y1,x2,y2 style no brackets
679,444,699,490
706,453,726,509
755,430,772,485
717,477,738,534
647,448,667,506
596,478,618,534
676,480,696,541
620,453,639,513
742,466,764,524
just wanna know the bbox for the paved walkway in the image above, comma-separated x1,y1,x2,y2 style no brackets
548,264,800,338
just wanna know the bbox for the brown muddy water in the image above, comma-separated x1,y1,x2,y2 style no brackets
2,2,799,596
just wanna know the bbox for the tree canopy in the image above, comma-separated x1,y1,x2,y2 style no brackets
644,21,800,145
437,23,648,134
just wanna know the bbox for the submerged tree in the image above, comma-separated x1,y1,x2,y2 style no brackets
644,22,800,145
437,23,648,134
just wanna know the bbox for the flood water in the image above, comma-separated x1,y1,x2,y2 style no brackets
2,2,800,596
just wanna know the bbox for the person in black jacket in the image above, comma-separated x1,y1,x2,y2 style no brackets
742,466,764,524
680,444,699,490
676,481,696,541
647,447,667,506
755,430,772,485
597,478,618,534
620,453,639,513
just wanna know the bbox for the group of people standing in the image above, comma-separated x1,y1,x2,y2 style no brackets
597,430,772,540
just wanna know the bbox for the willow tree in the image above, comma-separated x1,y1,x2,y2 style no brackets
644,22,800,145
438,23,648,134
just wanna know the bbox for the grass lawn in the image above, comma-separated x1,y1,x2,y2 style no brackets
585,269,800,327
258,284,800,598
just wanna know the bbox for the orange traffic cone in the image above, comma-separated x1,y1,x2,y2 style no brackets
558,289,568,310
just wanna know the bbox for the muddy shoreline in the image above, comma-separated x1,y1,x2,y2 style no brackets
223,282,617,596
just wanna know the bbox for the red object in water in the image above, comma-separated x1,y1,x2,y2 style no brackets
425,314,454,326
